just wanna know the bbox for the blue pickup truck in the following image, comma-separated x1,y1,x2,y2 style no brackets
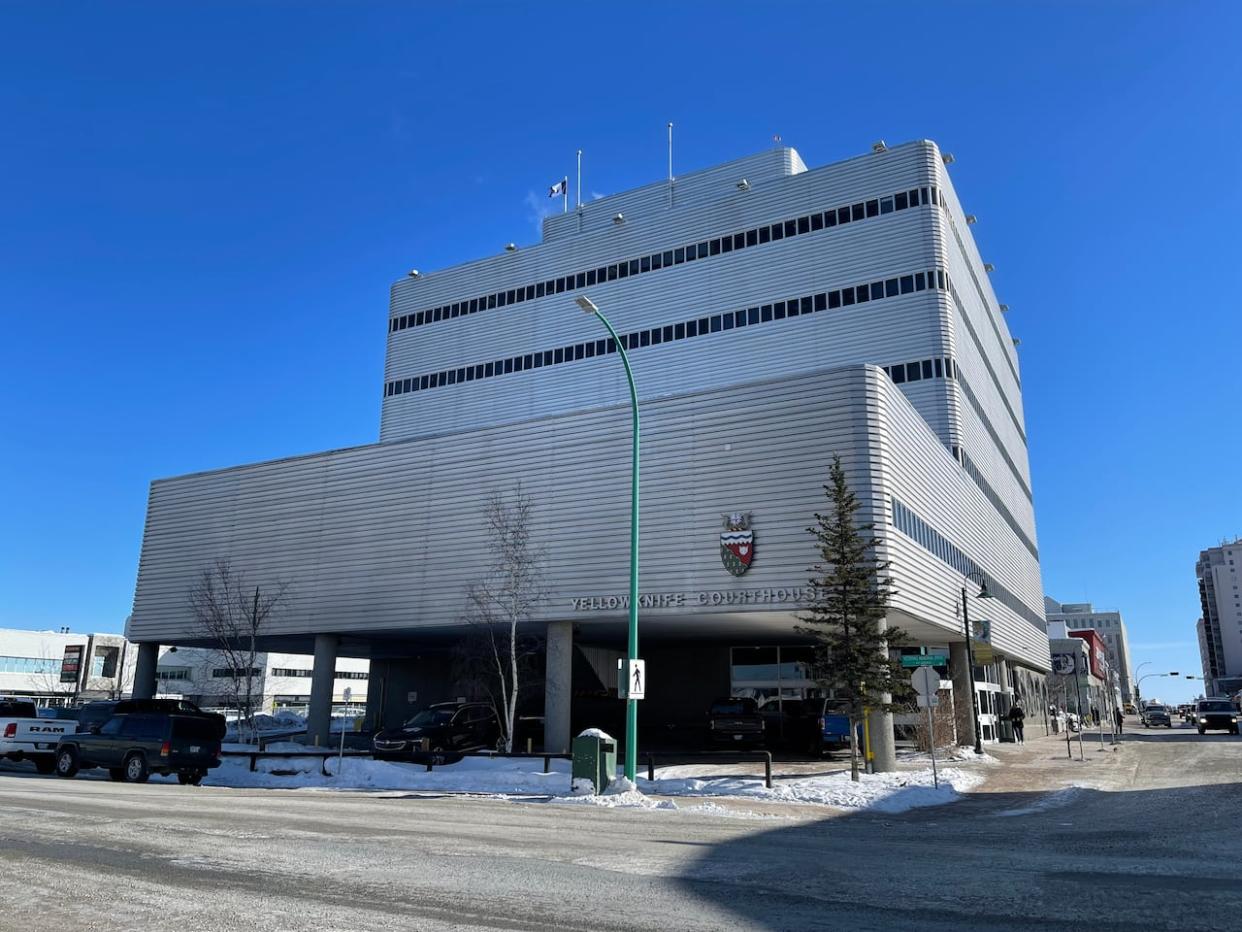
784,697,857,756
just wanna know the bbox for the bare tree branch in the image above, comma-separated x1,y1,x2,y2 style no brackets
459,485,548,752
187,558,290,741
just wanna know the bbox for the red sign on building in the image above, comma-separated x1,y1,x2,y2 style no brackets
1068,629,1107,680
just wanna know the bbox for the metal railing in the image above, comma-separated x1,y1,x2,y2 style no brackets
643,750,773,789
221,747,572,776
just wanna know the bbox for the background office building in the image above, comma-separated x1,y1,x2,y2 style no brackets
0,627,134,706
1196,539,1242,696
1044,597,1135,703
127,139,1051,762
152,647,369,717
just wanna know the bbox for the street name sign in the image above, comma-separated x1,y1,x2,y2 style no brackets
901,655,948,668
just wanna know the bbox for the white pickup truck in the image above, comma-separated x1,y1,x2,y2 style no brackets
1,697,75,774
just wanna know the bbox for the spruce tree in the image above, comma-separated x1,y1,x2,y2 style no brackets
797,455,902,781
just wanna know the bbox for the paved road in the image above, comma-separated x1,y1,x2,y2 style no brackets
2,719,1240,931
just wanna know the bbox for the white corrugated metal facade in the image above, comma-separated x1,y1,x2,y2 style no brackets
128,139,1049,679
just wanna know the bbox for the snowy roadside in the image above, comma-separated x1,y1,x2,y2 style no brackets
152,745,984,816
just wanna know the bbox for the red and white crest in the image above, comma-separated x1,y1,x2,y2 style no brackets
720,512,755,577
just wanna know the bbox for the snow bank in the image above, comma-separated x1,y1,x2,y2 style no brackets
184,752,980,814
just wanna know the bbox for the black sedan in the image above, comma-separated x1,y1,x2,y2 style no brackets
372,702,501,763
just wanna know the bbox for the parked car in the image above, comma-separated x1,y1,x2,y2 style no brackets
1194,698,1239,735
781,697,855,756
372,702,501,763
54,710,225,784
1,697,75,774
76,698,212,735
1141,704,1172,727
707,697,765,747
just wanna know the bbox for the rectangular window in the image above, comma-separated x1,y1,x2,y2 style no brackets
933,358,943,378
922,360,933,379
770,224,784,241
697,242,709,259
774,301,786,320
584,342,596,359
747,306,760,325
810,212,824,231
733,233,744,250
464,368,475,382
505,290,516,305
628,259,639,275
915,272,926,291
710,315,722,333
937,270,945,289
617,263,628,279
814,293,827,312
800,296,813,315
662,250,674,267
825,209,837,227
851,203,865,221
597,339,608,355
885,278,899,298
685,319,698,338
553,348,564,365
607,265,618,281
838,206,851,225
542,350,554,366
721,236,733,253
828,290,841,309
842,288,856,306
674,247,685,264
535,283,545,298
784,219,797,237
661,325,673,342
733,309,746,327
871,282,884,301
722,313,734,330
865,199,879,218
522,354,533,370
855,285,869,304
900,275,915,294
640,255,651,272
895,191,908,211
745,229,758,247
761,304,773,322
420,375,430,390
709,239,721,256
671,322,684,340
758,226,771,244
650,253,662,271
880,197,894,214
891,365,906,384
907,362,922,382
698,316,710,334
635,330,647,347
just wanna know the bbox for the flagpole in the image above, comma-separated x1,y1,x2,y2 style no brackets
563,177,568,214
666,122,673,208
576,150,582,210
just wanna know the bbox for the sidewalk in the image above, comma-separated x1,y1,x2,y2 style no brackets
968,724,1137,795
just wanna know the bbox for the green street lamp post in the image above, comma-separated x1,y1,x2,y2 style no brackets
575,295,641,782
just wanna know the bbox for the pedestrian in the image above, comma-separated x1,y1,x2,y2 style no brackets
1007,702,1026,743
1114,706,1124,734
1091,706,1100,727
1049,704,1060,734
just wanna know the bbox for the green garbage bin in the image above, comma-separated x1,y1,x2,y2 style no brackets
571,730,617,794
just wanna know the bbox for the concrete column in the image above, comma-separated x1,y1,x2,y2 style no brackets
132,642,159,700
868,703,897,773
949,640,977,749
544,621,573,753
307,634,339,747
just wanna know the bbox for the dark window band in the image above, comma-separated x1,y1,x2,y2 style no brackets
385,267,947,399
891,497,1043,629
388,184,938,334
955,446,1039,560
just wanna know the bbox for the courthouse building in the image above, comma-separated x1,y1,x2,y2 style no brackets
127,140,1051,762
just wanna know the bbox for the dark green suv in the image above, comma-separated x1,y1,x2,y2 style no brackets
54,712,224,785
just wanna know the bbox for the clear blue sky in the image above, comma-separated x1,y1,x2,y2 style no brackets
1,2,1237,703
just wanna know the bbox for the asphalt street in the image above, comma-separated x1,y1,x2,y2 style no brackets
2,718,1240,931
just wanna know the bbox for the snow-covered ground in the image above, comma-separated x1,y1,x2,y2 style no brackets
164,744,983,815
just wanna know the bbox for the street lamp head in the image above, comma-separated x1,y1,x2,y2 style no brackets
976,579,993,599
574,296,599,315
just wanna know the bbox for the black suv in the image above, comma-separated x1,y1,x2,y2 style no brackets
372,702,501,763
1194,698,1239,735
55,711,225,784
76,698,207,734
